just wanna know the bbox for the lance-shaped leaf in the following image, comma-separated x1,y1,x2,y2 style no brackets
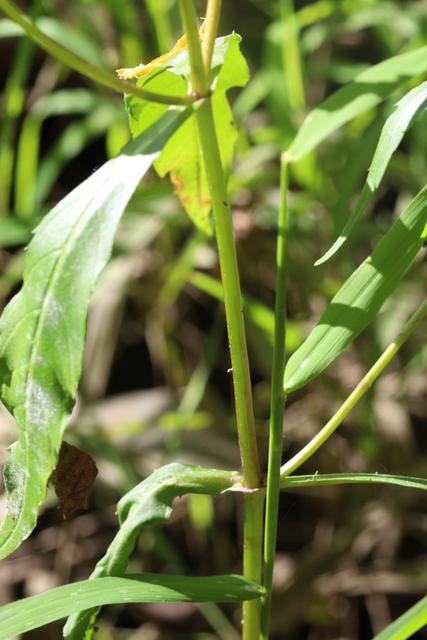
317,81,427,264
0,573,263,640
287,45,427,162
0,107,192,560
125,34,249,234
283,185,427,392
64,463,242,640
372,593,427,640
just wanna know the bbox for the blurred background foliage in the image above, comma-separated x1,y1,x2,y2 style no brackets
0,0,427,638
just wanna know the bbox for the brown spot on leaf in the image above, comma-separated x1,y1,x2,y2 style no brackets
51,442,98,518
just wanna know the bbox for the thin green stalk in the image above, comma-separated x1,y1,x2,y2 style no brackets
177,0,208,97
260,157,289,639
280,295,427,479
243,490,265,640
177,0,261,489
194,97,261,488
0,0,195,106
177,5,263,636
202,0,222,80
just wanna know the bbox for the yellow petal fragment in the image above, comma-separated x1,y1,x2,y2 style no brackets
116,21,206,80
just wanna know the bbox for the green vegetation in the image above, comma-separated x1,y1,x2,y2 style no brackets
0,0,426,638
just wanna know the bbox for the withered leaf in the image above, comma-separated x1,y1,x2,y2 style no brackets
51,442,98,518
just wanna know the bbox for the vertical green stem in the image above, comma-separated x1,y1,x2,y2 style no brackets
194,97,261,488
260,157,290,639
202,0,222,80
243,490,265,640
177,3,263,636
177,0,208,96
177,0,261,489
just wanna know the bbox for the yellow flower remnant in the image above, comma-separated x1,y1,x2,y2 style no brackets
116,21,206,80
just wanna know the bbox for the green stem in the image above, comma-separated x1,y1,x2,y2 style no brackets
0,0,195,106
202,0,222,80
178,0,261,489
178,0,208,97
280,295,427,479
177,4,263,636
260,157,289,639
194,97,261,488
242,490,265,640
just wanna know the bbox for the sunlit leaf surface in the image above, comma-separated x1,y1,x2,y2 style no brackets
0,109,192,560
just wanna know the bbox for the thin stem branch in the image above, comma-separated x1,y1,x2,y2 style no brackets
0,0,195,106
243,490,265,640
260,157,289,639
177,0,208,97
280,295,427,479
202,0,222,80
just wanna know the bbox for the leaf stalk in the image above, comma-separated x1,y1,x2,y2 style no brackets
280,295,427,479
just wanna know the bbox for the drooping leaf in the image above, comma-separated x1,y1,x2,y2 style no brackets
0,573,263,640
125,34,250,234
283,185,427,392
0,107,193,560
280,473,427,492
51,442,98,518
287,45,427,162
371,594,427,640
64,463,241,639
317,81,427,264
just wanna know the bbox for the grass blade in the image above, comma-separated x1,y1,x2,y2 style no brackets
287,45,427,162
371,594,427,640
317,81,427,264
284,185,427,392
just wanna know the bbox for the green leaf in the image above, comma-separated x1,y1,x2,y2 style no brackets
125,34,249,234
0,573,263,640
283,185,427,392
64,463,241,639
0,108,192,561
317,81,427,264
371,594,427,640
280,473,427,491
287,45,427,162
